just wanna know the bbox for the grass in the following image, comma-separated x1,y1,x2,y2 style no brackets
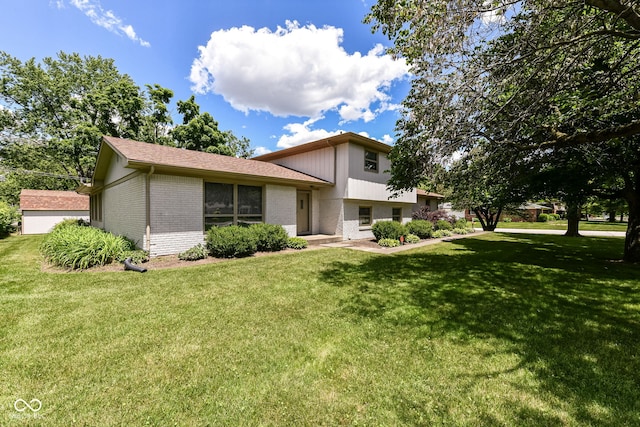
494,220,628,231
1,233,639,425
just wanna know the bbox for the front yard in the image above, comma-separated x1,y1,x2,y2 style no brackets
1,233,639,425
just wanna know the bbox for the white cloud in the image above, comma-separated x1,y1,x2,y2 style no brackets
381,134,394,144
276,117,341,149
191,21,408,123
253,146,272,156
65,0,150,47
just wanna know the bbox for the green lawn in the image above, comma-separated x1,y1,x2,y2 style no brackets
1,233,639,426
494,220,628,231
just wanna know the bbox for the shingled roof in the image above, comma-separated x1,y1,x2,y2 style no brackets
99,136,331,186
20,189,89,211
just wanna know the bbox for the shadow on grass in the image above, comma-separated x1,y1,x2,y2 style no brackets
320,234,640,425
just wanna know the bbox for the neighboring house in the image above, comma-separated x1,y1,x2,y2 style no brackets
78,133,416,257
19,189,89,234
413,189,445,214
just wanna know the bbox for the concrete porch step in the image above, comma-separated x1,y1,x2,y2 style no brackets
302,234,343,246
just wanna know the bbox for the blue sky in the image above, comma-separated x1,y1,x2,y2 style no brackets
0,0,410,155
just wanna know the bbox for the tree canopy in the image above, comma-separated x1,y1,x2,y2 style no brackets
0,51,252,204
367,0,640,261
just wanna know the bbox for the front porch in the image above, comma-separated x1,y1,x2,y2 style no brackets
301,234,343,246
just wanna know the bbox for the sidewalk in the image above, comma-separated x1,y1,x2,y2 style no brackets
486,228,626,237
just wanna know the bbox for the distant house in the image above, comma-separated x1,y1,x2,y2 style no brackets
78,133,418,257
19,189,89,234
413,189,445,214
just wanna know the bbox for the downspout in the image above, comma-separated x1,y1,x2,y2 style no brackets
145,166,155,253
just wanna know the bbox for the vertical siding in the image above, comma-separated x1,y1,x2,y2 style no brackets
264,184,297,237
266,146,335,183
149,174,204,256
103,174,147,248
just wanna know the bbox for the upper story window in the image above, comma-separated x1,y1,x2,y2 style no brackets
364,150,378,172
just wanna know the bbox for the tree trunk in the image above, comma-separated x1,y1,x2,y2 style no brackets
565,202,581,237
473,207,502,231
608,210,616,222
623,191,640,263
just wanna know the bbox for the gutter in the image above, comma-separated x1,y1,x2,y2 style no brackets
145,166,154,253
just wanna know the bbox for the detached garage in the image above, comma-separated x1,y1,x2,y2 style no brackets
20,189,89,234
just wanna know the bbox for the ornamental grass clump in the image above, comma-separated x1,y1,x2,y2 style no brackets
206,225,257,258
41,223,134,270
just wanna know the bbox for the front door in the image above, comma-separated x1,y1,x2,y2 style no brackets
297,191,310,235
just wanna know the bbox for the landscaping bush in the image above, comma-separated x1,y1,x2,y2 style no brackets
287,237,308,250
549,213,561,221
378,238,400,247
454,218,467,228
404,234,421,244
178,244,208,261
432,229,452,238
372,221,407,241
412,208,456,224
250,223,289,252
41,224,133,269
466,227,476,234
0,201,19,236
206,225,257,258
435,219,453,231
452,228,468,235
503,217,512,223
406,219,433,239
537,213,550,222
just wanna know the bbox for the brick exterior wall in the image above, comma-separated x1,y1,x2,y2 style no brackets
103,173,147,248
149,174,205,257
264,184,296,237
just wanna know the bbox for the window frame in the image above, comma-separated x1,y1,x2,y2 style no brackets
204,182,264,230
359,206,372,228
392,207,402,223
364,150,378,173
90,192,102,222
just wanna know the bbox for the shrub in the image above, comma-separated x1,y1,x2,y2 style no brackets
432,229,452,238
178,244,208,261
502,217,512,223
287,237,308,250
0,201,19,236
406,220,433,239
412,208,456,224
51,218,90,232
404,234,421,244
206,225,257,258
549,213,561,221
378,238,400,247
250,223,289,252
452,228,468,235
466,227,476,234
434,219,453,231
372,221,407,241
41,224,132,269
454,218,467,228
537,213,550,222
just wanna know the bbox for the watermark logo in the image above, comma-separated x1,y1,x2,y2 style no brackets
14,398,42,413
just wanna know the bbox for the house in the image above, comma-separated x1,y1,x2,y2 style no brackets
413,189,445,214
19,189,89,234
78,133,417,257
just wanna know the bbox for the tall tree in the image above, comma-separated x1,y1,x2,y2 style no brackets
367,1,640,262
0,51,147,181
172,95,253,158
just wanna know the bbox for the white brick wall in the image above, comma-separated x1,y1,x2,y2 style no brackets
149,174,204,256
265,184,296,237
103,173,147,248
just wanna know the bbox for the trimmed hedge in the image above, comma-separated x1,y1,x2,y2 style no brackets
250,223,289,252
206,225,257,258
406,220,433,239
372,221,407,241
